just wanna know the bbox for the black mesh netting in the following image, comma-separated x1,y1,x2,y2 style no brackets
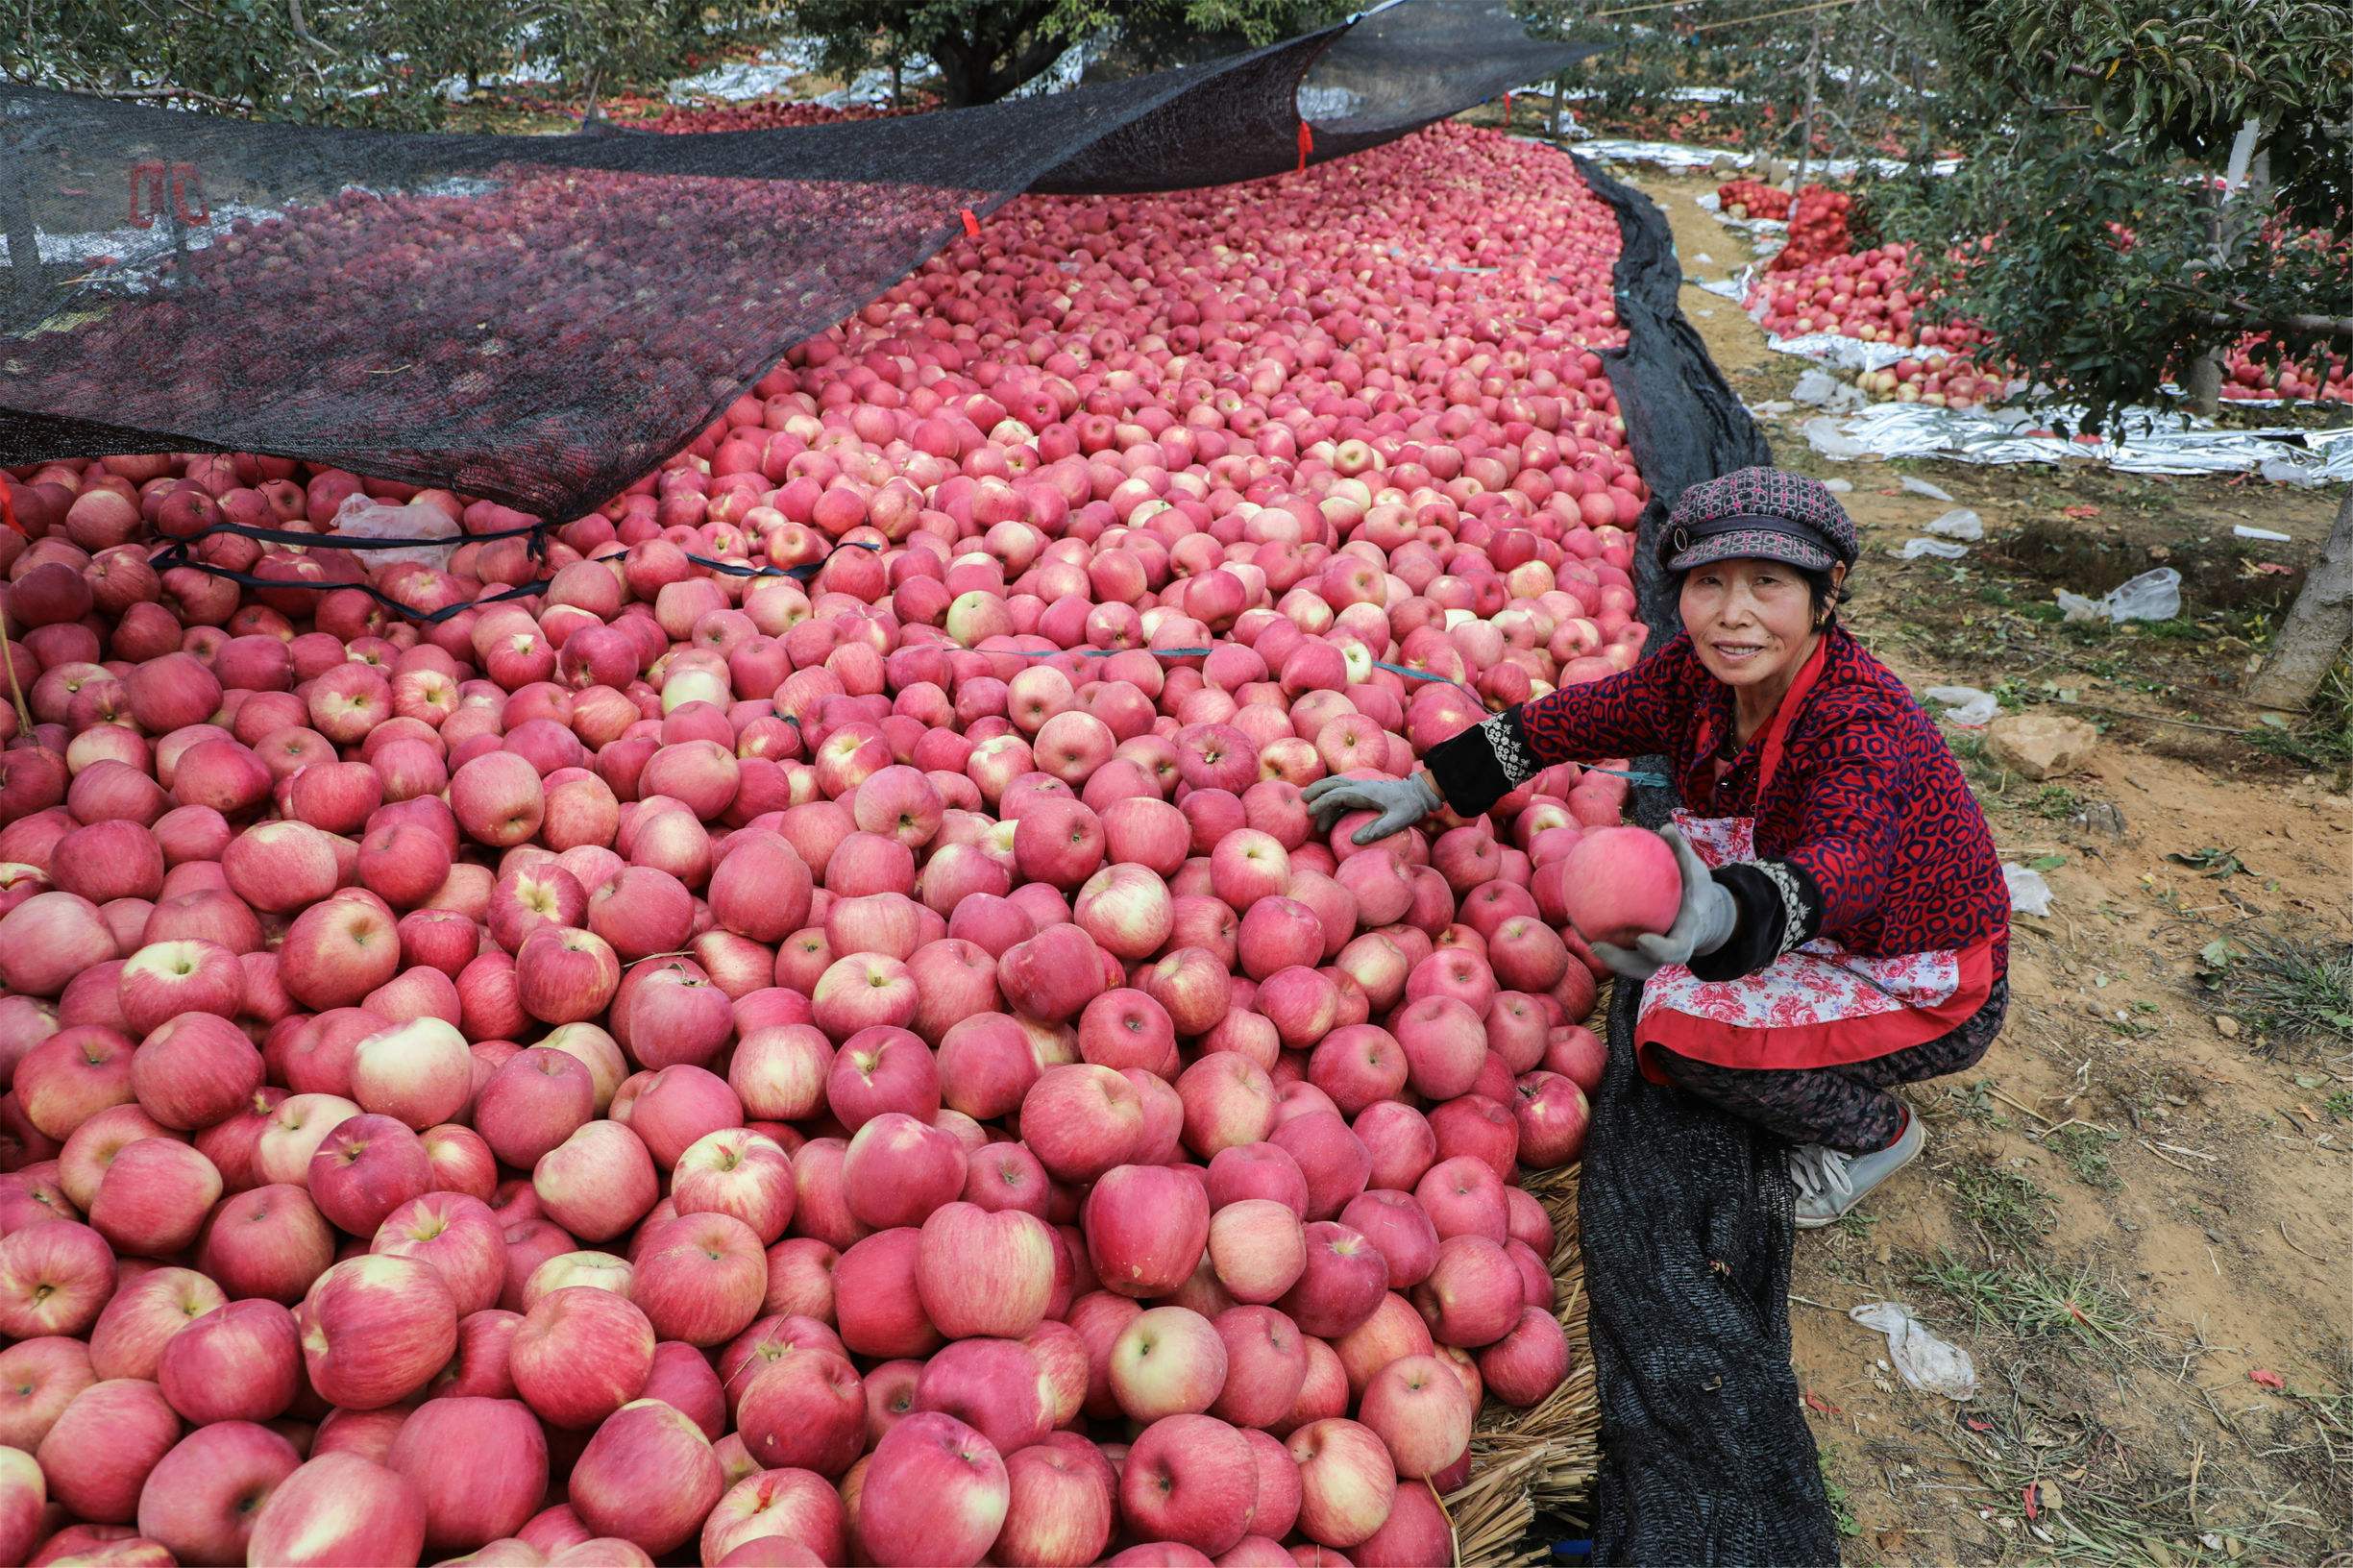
2,5,1835,1551
0,0,1599,520
1574,151,1841,1568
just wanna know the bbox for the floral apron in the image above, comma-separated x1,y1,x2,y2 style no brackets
1632,645,1997,1083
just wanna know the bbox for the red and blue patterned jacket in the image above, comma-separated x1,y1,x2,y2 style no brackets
1426,625,2009,982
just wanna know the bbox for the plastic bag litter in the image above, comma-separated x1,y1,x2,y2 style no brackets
1822,478,1854,494
1792,368,1843,406
2233,524,2292,542
1803,416,1873,460
1900,476,1954,502
2058,566,2180,624
1924,508,1983,541
1899,538,1971,559
332,494,459,568
1850,1303,1978,1400
2260,455,2325,487
2002,864,2053,916
1924,686,1998,725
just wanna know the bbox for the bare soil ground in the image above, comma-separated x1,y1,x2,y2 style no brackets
1617,164,2353,1567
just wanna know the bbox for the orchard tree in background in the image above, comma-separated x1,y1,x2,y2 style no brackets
1528,0,2353,709
1914,0,2353,707
785,0,1346,108
0,0,785,126
2,0,463,127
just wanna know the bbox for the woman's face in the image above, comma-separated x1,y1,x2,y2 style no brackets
1679,557,1823,690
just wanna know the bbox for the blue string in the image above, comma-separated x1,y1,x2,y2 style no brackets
152,525,1672,783
853,631,1674,787
683,539,881,582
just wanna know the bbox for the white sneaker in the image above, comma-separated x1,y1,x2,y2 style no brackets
1791,1114,1925,1229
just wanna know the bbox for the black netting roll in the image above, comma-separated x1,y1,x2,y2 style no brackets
0,0,1600,520
1572,153,1841,1568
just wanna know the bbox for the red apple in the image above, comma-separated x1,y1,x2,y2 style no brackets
736,1346,866,1478
475,1047,596,1169
1017,1064,1143,1184
1208,1304,1309,1430
307,1113,434,1237
0,1336,94,1450
135,1419,302,1566
1337,1190,1440,1290
917,1200,1056,1340
278,894,402,1012
856,1411,1008,1568
0,1444,42,1568
295,1254,459,1410
1109,1305,1227,1422
372,1192,506,1317
629,1212,766,1347
89,1137,221,1256
196,1182,333,1303
382,1395,549,1555
510,1286,656,1430
244,1453,428,1567
832,1228,942,1361
1084,1163,1209,1300
37,1377,181,1524
350,1017,474,1130
699,1467,848,1567
1476,1305,1570,1407
158,1297,300,1424
842,1112,964,1230
672,1128,797,1243
568,1397,724,1556
1286,1417,1397,1548
532,1119,656,1242
1410,1235,1521,1348
1121,1412,1257,1557
996,1439,1115,1568
1358,1353,1472,1479
88,1264,222,1382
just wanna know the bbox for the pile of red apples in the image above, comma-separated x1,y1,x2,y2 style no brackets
1752,231,2350,409
0,122,1642,1568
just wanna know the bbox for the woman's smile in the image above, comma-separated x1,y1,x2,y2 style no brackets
1706,638,1769,667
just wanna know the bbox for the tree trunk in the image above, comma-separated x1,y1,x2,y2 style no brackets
2247,486,2353,711
930,6,1059,107
2194,121,2263,420
2187,354,2221,418
933,41,984,109
1791,18,1822,193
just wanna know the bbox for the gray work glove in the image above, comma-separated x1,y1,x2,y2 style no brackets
1591,825,1737,981
1302,771,1444,845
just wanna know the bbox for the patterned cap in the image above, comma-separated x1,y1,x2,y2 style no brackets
1660,466,1859,575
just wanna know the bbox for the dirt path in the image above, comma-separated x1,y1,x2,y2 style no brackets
1617,163,2353,1568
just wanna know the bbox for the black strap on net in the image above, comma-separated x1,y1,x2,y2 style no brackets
1572,152,1840,1567
0,1,1601,522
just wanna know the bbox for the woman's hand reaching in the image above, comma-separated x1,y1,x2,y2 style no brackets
1302,772,1444,845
